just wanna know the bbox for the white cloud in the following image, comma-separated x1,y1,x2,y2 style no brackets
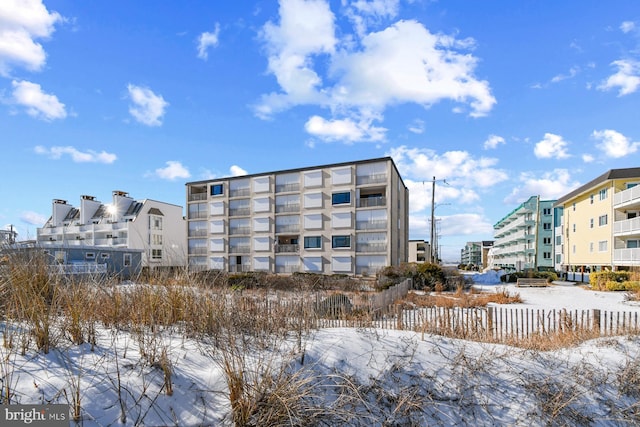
230,165,248,176
345,0,400,36
0,0,62,76
440,213,495,237
304,114,386,142
620,21,636,33
34,145,116,163
197,23,220,60
592,129,640,158
11,80,66,120
582,153,595,163
550,66,579,83
598,60,640,96
20,210,47,226
256,1,495,143
534,133,570,159
127,84,169,126
152,161,191,181
483,134,505,150
407,119,424,134
388,145,508,209
504,169,580,204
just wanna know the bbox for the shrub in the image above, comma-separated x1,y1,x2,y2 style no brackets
590,271,630,290
605,280,640,292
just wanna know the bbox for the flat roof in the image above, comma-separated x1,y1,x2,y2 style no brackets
185,156,407,189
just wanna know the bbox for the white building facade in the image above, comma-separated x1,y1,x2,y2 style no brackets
37,191,186,269
185,157,409,275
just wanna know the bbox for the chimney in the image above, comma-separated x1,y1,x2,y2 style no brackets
52,199,72,226
80,195,101,224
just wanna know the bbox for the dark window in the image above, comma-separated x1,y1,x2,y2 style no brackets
332,192,351,205
332,235,351,248
211,184,224,196
304,236,322,249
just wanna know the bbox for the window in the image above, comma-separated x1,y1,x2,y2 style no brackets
332,192,351,205
599,188,608,201
572,203,576,211
151,249,162,260
85,252,95,260
590,218,594,228
150,216,163,230
598,214,608,226
304,236,322,249
573,224,576,232
151,234,163,245
543,208,551,215
543,252,551,259
556,236,562,245
543,222,551,230
123,253,132,267
598,240,608,252
589,242,594,253
627,240,639,249
211,184,224,196
100,253,110,259
590,194,594,204
543,237,551,245
332,235,351,248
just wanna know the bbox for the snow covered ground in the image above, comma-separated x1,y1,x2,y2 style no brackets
2,282,640,426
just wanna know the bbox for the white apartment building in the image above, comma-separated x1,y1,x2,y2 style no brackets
492,195,555,271
37,191,186,269
185,157,409,275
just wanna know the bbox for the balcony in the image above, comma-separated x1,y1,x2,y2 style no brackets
229,208,250,217
275,204,300,214
229,226,251,236
614,185,640,209
275,264,301,273
613,217,640,237
229,188,250,198
356,173,386,185
189,247,208,255
275,183,300,193
188,229,208,237
229,264,252,272
275,244,299,253
614,248,640,265
357,197,386,208
189,192,208,202
275,224,299,233
356,220,387,231
356,243,387,253
229,245,251,254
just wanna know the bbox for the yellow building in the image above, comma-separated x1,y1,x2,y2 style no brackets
555,168,640,275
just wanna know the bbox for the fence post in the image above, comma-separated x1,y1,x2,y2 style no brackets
487,307,494,339
592,309,601,335
396,305,403,330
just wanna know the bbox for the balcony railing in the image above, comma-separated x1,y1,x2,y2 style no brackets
188,229,208,237
275,183,300,193
614,248,640,264
356,243,387,253
614,185,640,207
275,265,301,273
275,204,300,213
189,193,208,202
229,208,250,217
275,224,300,233
229,188,250,198
356,173,386,185
357,197,386,208
229,245,251,254
229,227,251,235
356,220,387,230
229,264,252,272
613,217,640,236
275,244,299,253
49,263,107,275
189,247,208,255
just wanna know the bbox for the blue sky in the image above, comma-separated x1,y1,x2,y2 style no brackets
1,0,639,262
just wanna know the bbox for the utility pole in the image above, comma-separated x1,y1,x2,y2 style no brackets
426,177,447,264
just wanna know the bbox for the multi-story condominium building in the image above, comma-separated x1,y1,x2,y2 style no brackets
185,157,409,275
460,241,494,269
492,196,555,271
408,239,428,264
37,191,186,269
555,168,640,274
